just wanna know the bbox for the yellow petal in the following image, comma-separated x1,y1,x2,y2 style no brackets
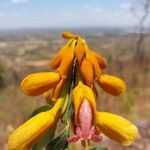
92,84,98,100
91,51,107,69
50,39,74,70
80,59,93,86
96,112,139,146
43,88,55,104
86,51,101,80
74,39,85,63
20,72,60,96
73,81,97,125
97,74,126,96
61,31,78,39
52,79,66,100
59,47,74,79
8,97,64,150
44,79,66,103
50,50,65,70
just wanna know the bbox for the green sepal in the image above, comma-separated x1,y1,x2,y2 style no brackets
29,104,52,119
32,125,57,150
46,124,69,150
90,147,108,150
29,104,56,150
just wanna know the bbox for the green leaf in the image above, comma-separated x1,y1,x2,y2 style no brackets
32,125,56,150
61,90,73,124
90,147,108,150
46,124,69,150
29,104,52,119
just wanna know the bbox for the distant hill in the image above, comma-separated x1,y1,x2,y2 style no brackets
0,26,150,40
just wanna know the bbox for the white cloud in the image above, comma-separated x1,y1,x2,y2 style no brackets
80,3,140,27
120,2,132,10
10,0,29,4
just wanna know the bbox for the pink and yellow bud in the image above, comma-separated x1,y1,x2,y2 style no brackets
72,82,97,125
67,82,102,146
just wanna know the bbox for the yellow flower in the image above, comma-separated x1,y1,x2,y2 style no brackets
74,37,86,63
50,44,68,70
20,40,76,100
96,112,139,146
50,39,76,79
50,32,122,97
9,32,138,149
61,31,79,39
59,46,74,79
91,50,107,69
57,32,125,97
51,32,107,85
72,82,97,126
8,95,66,150
97,74,126,96
80,59,93,87
86,50,102,80
67,82,139,147
20,72,60,96
8,81,69,150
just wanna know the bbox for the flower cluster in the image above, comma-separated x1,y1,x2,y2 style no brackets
8,32,139,150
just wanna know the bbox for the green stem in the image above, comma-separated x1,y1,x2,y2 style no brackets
60,57,77,150
67,57,77,117
85,146,90,150
61,57,77,120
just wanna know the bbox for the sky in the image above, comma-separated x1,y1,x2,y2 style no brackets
0,0,150,29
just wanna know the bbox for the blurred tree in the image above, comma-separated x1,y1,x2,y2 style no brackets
130,0,150,63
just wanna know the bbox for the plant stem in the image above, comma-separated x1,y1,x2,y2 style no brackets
85,145,90,150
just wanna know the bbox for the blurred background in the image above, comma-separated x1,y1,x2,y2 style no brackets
0,0,150,149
